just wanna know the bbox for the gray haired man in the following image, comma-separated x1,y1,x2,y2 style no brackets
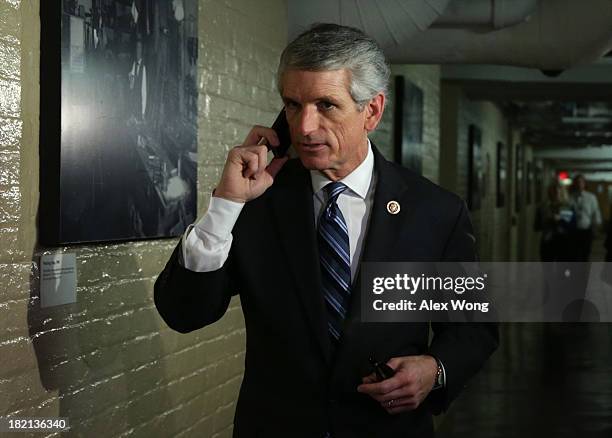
155,23,498,437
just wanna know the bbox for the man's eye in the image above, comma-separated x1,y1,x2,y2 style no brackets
318,101,335,111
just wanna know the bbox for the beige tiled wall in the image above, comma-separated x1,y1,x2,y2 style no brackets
0,1,286,437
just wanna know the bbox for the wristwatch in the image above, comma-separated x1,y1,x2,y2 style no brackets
431,356,445,390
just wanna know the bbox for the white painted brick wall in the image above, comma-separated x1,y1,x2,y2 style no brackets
0,1,286,437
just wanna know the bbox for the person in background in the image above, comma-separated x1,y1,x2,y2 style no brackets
568,174,602,262
535,180,574,261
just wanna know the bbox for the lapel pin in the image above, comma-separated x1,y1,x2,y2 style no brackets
386,200,400,215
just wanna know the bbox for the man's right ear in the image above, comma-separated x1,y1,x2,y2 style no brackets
364,93,385,132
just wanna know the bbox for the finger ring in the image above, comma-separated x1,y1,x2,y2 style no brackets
386,399,394,408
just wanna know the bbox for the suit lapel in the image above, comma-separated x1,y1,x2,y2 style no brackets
269,162,332,365
360,147,416,265
342,147,421,336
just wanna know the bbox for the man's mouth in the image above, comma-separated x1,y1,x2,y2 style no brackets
300,142,327,150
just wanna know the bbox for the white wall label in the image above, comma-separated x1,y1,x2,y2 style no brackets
40,253,77,308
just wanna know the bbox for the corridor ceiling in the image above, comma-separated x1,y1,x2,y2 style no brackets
288,0,612,70
287,0,612,178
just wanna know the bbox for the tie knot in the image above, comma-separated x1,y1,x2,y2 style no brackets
324,182,347,204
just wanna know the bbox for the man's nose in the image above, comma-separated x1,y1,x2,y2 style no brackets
298,106,319,136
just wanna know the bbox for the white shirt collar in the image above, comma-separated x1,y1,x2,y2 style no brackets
310,140,374,199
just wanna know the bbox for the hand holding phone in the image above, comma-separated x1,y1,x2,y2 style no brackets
214,114,289,203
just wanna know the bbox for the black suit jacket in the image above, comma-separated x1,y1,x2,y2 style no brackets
154,147,498,437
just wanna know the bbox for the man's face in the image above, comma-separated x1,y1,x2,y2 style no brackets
280,69,384,180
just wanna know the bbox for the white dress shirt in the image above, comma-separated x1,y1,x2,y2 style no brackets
570,190,602,230
182,142,376,281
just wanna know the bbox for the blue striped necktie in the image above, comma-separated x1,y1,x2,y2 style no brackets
318,182,351,344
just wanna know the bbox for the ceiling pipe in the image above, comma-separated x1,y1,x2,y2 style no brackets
534,146,612,160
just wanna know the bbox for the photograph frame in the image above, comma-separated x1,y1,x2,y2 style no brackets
393,76,424,175
526,160,534,205
468,124,483,211
496,141,506,208
39,0,199,245
515,144,524,213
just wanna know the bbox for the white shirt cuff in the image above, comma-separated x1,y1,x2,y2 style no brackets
195,196,245,240
181,196,245,272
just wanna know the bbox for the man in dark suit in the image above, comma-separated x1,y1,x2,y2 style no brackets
155,24,498,437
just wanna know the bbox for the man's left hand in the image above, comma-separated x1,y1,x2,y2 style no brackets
357,355,438,414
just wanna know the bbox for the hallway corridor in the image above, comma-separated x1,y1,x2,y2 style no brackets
437,322,612,437
437,235,612,437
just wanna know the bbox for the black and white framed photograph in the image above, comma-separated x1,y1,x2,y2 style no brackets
515,144,524,213
535,160,544,204
468,124,483,211
40,0,198,244
496,141,506,208
483,151,491,199
526,160,534,204
393,76,423,175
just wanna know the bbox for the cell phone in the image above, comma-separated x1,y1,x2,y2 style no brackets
269,108,292,158
369,356,396,381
